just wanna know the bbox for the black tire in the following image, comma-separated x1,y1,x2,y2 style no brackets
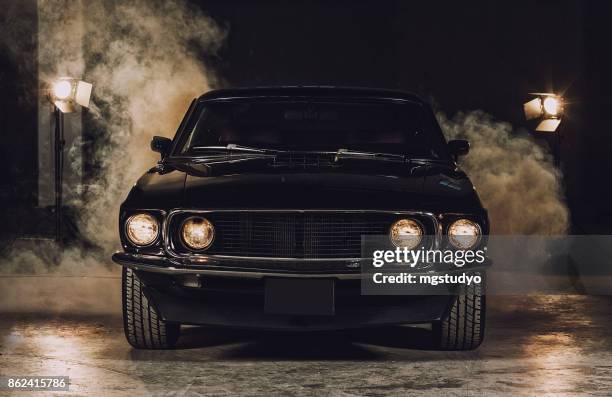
122,267,180,349
432,273,486,350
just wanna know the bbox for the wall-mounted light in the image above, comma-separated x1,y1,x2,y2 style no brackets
523,93,564,132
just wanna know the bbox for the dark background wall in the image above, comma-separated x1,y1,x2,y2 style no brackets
0,0,38,209
1,0,611,236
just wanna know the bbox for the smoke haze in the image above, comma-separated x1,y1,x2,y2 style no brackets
0,0,225,313
438,110,569,235
62,0,226,249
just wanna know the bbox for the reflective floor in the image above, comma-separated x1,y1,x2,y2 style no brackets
1,295,612,396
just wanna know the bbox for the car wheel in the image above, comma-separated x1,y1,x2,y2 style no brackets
432,273,486,350
122,267,180,349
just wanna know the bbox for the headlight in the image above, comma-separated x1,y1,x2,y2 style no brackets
125,213,159,246
448,219,481,249
181,217,215,250
389,219,423,249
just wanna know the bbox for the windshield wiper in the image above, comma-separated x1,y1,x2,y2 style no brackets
334,149,406,162
191,144,278,154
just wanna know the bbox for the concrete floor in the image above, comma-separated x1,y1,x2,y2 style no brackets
1,295,612,396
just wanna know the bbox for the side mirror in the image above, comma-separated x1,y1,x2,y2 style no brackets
151,136,172,158
448,139,470,159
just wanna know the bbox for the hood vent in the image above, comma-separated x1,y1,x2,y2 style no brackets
269,152,339,169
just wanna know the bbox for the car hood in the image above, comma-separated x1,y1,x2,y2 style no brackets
123,157,483,213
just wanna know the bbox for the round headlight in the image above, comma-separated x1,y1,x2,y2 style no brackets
125,213,159,246
181,217,215,251
448,219,481,249
389,219,423,249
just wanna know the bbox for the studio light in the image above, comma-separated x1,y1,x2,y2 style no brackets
523,93,564,132
49,77,93,113
47,77,93,242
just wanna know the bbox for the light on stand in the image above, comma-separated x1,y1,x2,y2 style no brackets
523,92,565,166
47,77,93,242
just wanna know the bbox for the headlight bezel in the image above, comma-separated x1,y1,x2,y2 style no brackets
179,216,215,251
446,218,482,250
124,212,161,247
389,218,425,250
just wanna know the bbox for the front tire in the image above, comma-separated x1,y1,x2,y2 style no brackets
122,267,180,349
432,274,486,350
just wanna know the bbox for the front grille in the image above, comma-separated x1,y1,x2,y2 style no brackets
169,211,435,259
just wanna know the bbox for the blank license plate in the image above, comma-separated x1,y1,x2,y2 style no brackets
264,278,335,316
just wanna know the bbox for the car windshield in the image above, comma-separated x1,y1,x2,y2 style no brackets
175,99,449,159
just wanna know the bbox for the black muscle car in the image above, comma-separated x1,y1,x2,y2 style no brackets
112,86,490,350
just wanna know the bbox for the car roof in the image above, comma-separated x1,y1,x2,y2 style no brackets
198,86,426,103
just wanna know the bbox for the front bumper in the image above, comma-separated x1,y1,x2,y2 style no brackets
112,252,366,279
112,252,489,330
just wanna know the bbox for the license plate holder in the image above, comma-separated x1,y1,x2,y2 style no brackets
264,278,335,316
